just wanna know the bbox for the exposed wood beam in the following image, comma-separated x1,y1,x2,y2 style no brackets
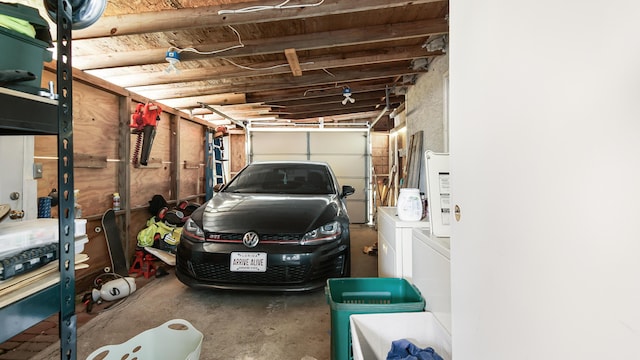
97,47,441,88
128,65,424,100
156,93,247,109
190,103,274,116
279,106,389,120
248,81,405,103
284,48,302,77
71,0,447,39
72,19,448,69
291,110,386,123
275,97,403,114
268,91,391,108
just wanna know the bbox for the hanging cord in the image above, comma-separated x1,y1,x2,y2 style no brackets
168,26,314,71
303,83,346,96
170,25,244,56
218,0,324,14
220,57,314,71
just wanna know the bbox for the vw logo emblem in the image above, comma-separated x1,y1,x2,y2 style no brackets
242,231,260,248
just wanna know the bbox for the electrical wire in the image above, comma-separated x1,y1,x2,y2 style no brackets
166,24,318,73
303,83,342,96
322,68,336,77
170,25,244,56
220,57,314,71
218,0,324,14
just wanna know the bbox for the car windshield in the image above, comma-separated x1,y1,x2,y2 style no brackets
223,163,334,195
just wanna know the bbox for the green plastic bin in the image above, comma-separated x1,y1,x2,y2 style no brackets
0,2,53,92
325,277,425,360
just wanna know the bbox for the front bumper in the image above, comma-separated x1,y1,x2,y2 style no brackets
175,238,349,292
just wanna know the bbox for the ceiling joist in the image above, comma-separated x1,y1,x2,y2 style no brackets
70,0,447,39
284,49,303,77
37,0,449,130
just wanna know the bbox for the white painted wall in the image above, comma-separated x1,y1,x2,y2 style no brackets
450,0,640,359
0,136,37,225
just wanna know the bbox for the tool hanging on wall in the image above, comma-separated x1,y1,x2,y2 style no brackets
130,102,162,166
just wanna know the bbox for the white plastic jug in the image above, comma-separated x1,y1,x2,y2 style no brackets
397,188,423,221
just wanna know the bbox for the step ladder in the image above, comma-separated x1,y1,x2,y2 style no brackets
205,128,226,201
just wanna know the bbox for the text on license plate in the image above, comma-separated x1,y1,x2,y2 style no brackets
230,252,267,272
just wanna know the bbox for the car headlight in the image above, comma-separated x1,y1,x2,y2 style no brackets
300,221,342,245
183,217,205,242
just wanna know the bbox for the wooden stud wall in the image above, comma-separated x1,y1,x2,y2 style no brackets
179,120,206,200
34,67,212,288
229,132,247,178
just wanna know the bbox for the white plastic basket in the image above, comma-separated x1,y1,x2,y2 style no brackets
86,319,203,360
350,312,451,360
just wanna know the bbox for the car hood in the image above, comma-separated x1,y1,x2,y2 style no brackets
200,192,342,234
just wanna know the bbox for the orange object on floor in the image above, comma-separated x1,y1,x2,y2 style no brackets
129,249,156,278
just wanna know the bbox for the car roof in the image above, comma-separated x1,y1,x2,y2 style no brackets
249,160,330,167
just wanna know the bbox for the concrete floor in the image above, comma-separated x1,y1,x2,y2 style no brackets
33,224,379,360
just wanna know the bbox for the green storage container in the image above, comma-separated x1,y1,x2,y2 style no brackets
0,2,53,92
325,277,425,360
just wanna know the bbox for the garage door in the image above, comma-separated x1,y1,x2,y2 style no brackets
249,128,370,223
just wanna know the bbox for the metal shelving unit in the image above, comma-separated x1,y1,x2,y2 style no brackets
0,1,77,358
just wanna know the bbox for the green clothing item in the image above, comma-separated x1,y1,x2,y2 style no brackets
137,217,183,248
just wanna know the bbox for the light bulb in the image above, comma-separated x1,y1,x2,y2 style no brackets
341,87,355,105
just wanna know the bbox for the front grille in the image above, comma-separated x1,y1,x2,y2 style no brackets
309,254,345,280
205,232,301,242
181,255,345,284
191,262,309,283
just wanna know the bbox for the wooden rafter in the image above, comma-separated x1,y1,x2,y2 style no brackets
72,19,448,69
71,0,447,39
284,48,303,77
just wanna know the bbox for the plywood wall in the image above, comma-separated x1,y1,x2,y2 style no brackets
36,71,122,217
34,68,211,287
179,120,205,199
129,110,173,209
229,132,246,178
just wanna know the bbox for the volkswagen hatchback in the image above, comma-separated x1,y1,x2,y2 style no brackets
176,161,354,291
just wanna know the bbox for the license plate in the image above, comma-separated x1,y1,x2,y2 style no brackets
230,252,267,272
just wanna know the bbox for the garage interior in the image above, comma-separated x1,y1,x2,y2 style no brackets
2,1,450,359
3,0,640,359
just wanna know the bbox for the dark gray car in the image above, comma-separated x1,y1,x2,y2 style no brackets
176,161,354,291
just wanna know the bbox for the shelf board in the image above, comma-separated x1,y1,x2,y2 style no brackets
0,87,58,135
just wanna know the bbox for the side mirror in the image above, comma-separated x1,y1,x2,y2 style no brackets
341,185,355,198
213,183,225,192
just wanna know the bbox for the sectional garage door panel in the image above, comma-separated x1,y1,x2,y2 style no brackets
250,130,369,223
253,154,308,162
310,154,366,177
309,132,367,154
251,132,308,157
339,177,367,223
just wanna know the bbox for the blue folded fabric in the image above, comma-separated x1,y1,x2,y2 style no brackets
386,338,444,360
